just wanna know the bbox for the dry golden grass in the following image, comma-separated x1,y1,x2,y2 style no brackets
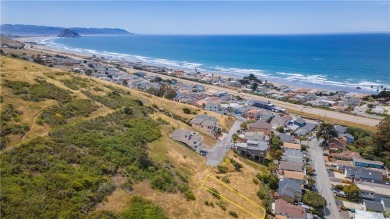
0,36,24,47
2,56,266,218
0,56,113,148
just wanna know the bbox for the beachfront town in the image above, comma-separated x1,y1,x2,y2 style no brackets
1,46,390,219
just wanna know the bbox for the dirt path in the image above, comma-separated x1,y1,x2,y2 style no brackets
21,108,45,141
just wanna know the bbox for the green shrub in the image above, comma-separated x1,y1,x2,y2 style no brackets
0,109,162,218
303,190,327,208
3,80,30,95
41,99,98,126
184,190,196,201
229,211,238,218
216,201,226,210
120,196,167,219
60,76,89,90
150,169,177,193
217,165,228,173
222,176,230,183
83,91,135,109
208,187,221,199
183,107,191,114
230,158,243,171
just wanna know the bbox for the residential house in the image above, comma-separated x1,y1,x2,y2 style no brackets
281,156,304,164
279,161,304,173
248,120,272,136
304,93,317,101
190,114,219,136
205,103,227,115
363,200,385,213
345,166,383,182
353,158,385,169
278,179,303,203
234,106,251,116
274,199,306,219
381,198,390,213
244,132,270,142
282,171,305,185
354,209,385,219
359,187,375,200
284,149,304,159
248,100,275,110
335,160,353,171
169,129,202,152
294,123,317,136
294,118,306,127
282,142,301,150
233,140,268,162
334,125,347,134
339,133,355,144
244,108,262,120
275,132,297,143
258,110,274,122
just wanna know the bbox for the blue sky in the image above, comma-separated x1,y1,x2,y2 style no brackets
1,1,390,34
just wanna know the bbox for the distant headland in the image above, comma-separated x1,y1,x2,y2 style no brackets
0,24,133,36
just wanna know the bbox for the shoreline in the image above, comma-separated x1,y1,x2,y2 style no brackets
3,37,384,128
16,36,379,96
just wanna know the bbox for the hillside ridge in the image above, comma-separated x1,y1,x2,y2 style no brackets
1,24,132,36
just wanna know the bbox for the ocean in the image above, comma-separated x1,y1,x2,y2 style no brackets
40,34,390,93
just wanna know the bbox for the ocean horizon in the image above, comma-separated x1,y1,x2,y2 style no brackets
39,33,390,93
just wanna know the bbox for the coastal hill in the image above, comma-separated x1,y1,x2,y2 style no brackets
57,29,81,38
0,24,132,36
0,55,265,218
0,35,24,48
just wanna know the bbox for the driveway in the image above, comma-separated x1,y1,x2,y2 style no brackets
309,139,343,219
205,116,245,166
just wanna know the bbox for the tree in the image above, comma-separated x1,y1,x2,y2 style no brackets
251,83,259,92
373,116,390,156
303,191,327,208
240,122,248,130
271,150,283,160
124,106,133,115
306,166,314,176
276,126,284,133
164,87,177,100
307,177,315,188
343,184,360,200
316,123,337,146
232,134,238,143
268,162,277,173
270,135,283,150
183,107,191,114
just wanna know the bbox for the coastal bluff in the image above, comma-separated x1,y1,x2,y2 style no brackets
57,29,81,38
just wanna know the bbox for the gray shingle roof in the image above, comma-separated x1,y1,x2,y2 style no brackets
279,161,303,172
364,200,385,212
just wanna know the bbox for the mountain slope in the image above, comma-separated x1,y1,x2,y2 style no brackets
57,29,81,38
1,24,132,35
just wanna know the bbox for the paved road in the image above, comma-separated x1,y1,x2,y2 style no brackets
309,139,342,219
130,70,381,127
205,117,245,166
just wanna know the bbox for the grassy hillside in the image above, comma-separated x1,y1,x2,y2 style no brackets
0,56,266,218
0,35,24,48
